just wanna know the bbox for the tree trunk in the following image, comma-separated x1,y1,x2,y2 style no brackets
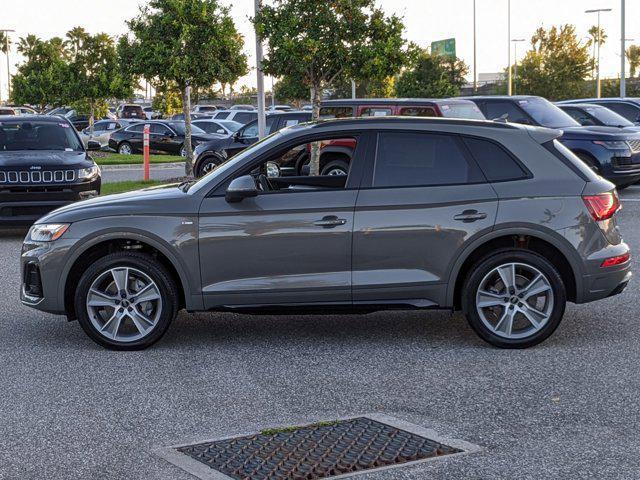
89,102,95,136
182,85,194,177
309,84,322,176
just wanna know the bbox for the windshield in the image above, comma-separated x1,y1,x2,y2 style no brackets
439,102,485,120
0,120,84,151
586,106,634,127
189,131,284,194
170,123,206,135
517,98,579,128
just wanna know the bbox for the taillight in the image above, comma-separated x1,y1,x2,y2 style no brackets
601,253,630,268
582,191,620,221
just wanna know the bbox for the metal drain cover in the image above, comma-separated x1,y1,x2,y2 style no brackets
155,414,479,479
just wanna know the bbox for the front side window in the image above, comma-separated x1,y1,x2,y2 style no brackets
516,98,579,128
463,137,527,182
233,112,258,124
127,124,145,133
605,102,640,122
240,117,277,139
151,124,171,135
484,101,532,124
214,111,230,120
319,107,353,119
373,132,483,188
585,106,633,127
0,121,84,151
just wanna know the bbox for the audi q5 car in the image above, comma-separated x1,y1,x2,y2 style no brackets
21,117,630,350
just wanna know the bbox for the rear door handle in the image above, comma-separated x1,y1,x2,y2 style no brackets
453,210,488,223
314,216,347,228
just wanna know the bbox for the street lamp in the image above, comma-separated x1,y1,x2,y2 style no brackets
254,0,266,139
585,8,612,99
0,29,15,104
511,39,525,95
507,0,511,95
473,0,477,92
621,0,626,97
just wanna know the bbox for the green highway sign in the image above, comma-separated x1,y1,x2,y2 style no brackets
431,38,456,57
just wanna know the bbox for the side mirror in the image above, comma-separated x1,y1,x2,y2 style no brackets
266,161,280,178
225,175,258,203
217,129,226,134
87,140,101,151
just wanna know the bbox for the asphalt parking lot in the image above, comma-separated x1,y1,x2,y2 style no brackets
1,188,640,479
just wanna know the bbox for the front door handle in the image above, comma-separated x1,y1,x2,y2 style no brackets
453,210,488,223
314,216,347,228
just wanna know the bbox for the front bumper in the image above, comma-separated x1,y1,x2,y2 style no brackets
0,178,101,226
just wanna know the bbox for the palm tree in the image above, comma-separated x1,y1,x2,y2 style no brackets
627,45,640,78
588,25,607,80
17,34,40,57
0,31,9,55
65,26,88,58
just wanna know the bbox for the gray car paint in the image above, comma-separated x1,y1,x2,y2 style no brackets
21,117,631,318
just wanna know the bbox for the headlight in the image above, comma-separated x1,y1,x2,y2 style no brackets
29,224,70,242
593,140,632,151
77,165,100,180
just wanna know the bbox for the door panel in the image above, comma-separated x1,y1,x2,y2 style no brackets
353,185,497,305
198,190,357,308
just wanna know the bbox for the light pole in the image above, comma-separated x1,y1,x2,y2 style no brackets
254,0,266,139
586,8,612,98
473,0,477,92
507,0,512,95
621,0,626,97
511,38,525,95
0,29,15,104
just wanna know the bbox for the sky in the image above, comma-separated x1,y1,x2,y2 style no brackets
0,0,638,100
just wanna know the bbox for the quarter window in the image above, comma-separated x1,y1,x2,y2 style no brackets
399,107,437,117
319,107,354,119
463,137,527,182
373,132,483,188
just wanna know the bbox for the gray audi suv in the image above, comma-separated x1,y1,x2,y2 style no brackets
20,117,631,350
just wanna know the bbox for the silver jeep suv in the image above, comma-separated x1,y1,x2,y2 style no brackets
21,117,631,350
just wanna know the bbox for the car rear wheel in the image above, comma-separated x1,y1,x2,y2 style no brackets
74,252,179,350
462,249,566,349
196,155,224,177
118,142,132,155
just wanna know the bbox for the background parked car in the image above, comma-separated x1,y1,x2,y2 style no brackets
556,103,640,131
79,119,140,149
319,98,486,120
192,119,243,136
557,98,640,125
143,106,162,120
0,107,17,115
194,111,312,176
12,106,38,115
192,104,219,114
210,109,259,125
465,95,640,189
267,105,293,111
170,112,212,121
108,120,216,156
230,104,255,111
116,104,146,120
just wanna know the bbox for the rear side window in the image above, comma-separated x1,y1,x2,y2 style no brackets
215,111,230,119
605,102,640,122
399,107,437,117
233,112,257,124
360,107,392,117
463,137,527,182
373,132,484,188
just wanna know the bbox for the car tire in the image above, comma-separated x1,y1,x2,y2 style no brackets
74,251,179,350
118,141,133,155
196,155,224,177
462,249,566,349
179,144,187,157
321,160,349,176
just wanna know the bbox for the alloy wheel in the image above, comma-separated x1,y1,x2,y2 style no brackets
86,267,163,343
475,262,554,340
118,143,132,155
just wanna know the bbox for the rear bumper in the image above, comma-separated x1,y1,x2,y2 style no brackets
0,178,101,225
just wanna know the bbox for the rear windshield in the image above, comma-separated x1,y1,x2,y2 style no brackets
0,121,83,151
438,102,485,120
123,105,143,112
518,98,579,128
198,106,217,112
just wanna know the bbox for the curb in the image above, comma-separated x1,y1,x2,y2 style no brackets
100,162,185,171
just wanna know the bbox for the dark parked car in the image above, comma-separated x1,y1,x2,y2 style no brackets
556,103,640,131
194,111,312,176
211,110,260,125
0,115,101,225
465,96,640,188
117,104,146,120
21,117,630,350
557,98,640,125
192,119,243,136
108,120,217,156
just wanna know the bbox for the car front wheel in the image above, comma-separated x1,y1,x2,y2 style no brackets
118,142,132,155
74,251,179,350
462,249,566,349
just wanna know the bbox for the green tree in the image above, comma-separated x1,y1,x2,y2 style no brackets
395,49,468,98
273,75,309,106
627,45,640,78
152,81,183,116
11,38,70,110
514,25,592,101
587,25,606,80
123,0,248,175
16,34,39,57
65,26,89,58
255,0,406,173
66,31,134,133
0,31,10,55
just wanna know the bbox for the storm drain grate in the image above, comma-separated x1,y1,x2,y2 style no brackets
174,417,463,479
